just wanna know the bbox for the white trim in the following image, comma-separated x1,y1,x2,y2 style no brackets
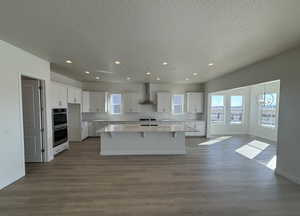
19,73,48,163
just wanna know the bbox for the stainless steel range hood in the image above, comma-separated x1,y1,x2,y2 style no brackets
139,83,155,105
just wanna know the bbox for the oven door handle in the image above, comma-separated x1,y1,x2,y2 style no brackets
54,125,68,131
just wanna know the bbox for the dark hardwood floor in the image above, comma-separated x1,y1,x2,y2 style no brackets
1,136,300,216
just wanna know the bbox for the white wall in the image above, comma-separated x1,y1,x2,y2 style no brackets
205,46,300,184
0,40,52,189
207,86,251,137
249,81,280,141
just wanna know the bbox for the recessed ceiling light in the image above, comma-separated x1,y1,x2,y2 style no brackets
193,73,198,76
146,72,151,75
185,78,189,81
95,76,100,80
156,77,161,81
114,61,120,65
162,62,168,65
208,62,214,66
85,71,90,74
127,77,131,80
65,60,72,64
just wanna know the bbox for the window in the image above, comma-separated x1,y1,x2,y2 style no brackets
172,95,184,114
110,94,122,114
230,96,243,124
259,93,277,127
211,95,225,124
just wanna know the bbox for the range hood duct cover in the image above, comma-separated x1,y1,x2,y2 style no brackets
139,83,155,105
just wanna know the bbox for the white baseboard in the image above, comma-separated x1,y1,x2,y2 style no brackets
275,167,300,185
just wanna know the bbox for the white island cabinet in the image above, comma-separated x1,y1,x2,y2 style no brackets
97,124,196,156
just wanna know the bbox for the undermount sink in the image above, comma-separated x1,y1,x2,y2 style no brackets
140,124,159,127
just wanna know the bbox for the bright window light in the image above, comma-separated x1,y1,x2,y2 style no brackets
259,93,277,128
172,95,184,114
198,136,232,146
230,95,243,124
110,94,122,114
211,95,225,124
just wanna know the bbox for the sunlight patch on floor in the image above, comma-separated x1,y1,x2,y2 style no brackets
266,155,277,170
235,140,270,159
235,145,262,159
198,136,232,146
247,140,270,150
235,140,276,170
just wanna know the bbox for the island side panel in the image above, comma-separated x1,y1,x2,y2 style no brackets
100,132,186,155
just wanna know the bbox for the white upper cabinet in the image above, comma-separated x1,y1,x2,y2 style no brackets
50,82,67,108
82,91,90,112
186,92,203,113
67,87,82,104
157,92,172,113
123,93,140,113
89,91,107,112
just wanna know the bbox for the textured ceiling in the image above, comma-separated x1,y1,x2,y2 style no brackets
1,0,300,83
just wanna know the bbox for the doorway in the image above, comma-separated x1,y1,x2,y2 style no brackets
21,76,46,164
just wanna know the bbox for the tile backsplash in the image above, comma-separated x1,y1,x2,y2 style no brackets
82,112,203,122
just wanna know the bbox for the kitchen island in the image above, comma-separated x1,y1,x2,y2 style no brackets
97,123,196,155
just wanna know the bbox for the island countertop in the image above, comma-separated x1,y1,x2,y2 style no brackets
97,123,197,133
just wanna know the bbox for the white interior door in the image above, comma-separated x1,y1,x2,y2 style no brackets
22,79,43,162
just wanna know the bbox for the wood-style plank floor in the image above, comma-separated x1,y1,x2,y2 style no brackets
1,136,300,216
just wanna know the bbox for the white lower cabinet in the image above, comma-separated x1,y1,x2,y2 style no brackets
185,121,206,136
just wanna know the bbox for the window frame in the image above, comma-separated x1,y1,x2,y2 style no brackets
259,92,277,129
229,95,244,125
210,95,226,125
172,94,185,114
110,93,122,115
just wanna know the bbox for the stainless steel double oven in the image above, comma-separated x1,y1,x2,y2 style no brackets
52,108,68,147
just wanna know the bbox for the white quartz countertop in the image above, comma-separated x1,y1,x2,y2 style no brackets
97,123,198,133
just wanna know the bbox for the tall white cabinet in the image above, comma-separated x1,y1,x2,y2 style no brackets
157,92,172,113
186,92,203,113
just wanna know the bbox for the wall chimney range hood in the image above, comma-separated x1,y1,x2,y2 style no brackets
139,83,155,105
